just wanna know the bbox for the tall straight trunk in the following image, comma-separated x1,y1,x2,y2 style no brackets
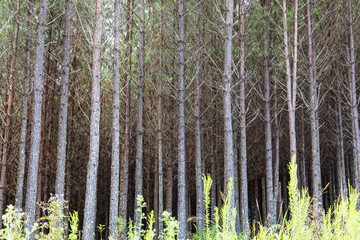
223,0,235,220
277,180,283,223
335,84,347,197
109,0,121,237
262,0,275,226
82,0,103,238
36,63,49,221
35,23,53,220
134,0,145,228
273,72,280,220
177,0,187,238
15,0,33,209
232,95,241,233
347,0,360,191
239,0,249,236
306,0,322,212
195,0,204,230
55,0,72,200
64,104,73,239
119,0,133,236
283,0,297,163
300,107,307,189
24,0,49,235
210,111,217,221
261,177,266,223
166,115,174,213
156,0,164,234
0,0,20,218
348,50,359,190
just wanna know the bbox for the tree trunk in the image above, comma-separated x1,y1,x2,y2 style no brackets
233,102,241,232
239,0,249,236
82,0,103,238
119,0,133,237
55,0,72,200
223,0,235,224
134,0,145,228
24,0,49,235
109,0,121,237
0,0,20,220
300,107,307,189
195,0,204,230
166,115,174,213
35,63,49,221
347,0,360,191
65,97,74,239
210,110,217,221
156,0,164,234
306,0,322,213
15,0,33,210
277,181,283,223
335,84,347,198
177,0,187,238
262,0,275,226
273,74,280,223
283,0,298,167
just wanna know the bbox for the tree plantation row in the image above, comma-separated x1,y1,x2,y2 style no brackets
0,0,359,239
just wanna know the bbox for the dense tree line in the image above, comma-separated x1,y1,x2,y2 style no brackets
1,0,360,239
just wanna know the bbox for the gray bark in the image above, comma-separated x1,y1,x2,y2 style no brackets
300,107,307,189
178,0,187,238
348,0,360,191
273,71,280,221
262,0,275,226
283,0,298,165
210,109,217,221
55,0,72,199
109,0,121,237
24,0,49,236
223,0,235,217
119,0,133,236
233,106,241,233
157,0,164,234
306,0,322,212
82,0,103,238
134,0,145,229
239,0,249,237
195,0,204,230
36,51,50,221
15,0,33,210
166,117,174,213
335,85,347,198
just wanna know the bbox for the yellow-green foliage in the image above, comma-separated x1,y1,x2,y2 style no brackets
0,205,34,239
143,211,155,240
196,156,360,240
202,174,212,240
161,211,179,240
126,196,179,240
68,211,79,240
251,157,360,240
0,197,79,240
2,158,360,240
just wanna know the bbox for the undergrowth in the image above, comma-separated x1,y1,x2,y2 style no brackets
2,156,360,239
